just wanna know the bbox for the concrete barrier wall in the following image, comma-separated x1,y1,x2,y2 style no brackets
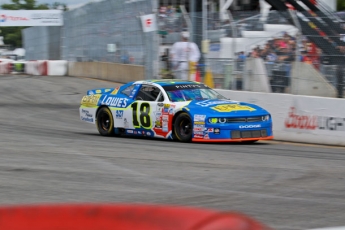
291,62,337,97
243,58,271,93
68,62,145,83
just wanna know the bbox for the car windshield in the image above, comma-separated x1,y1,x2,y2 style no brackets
163,84,227,102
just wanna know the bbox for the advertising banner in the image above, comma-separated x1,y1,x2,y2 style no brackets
0,10,63,26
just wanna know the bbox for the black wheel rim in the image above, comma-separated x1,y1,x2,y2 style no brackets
99,112,110,131
178,118,192,137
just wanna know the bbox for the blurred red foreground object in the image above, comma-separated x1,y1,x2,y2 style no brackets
0,204,272,230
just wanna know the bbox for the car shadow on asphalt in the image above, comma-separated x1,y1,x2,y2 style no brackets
76,132,271,146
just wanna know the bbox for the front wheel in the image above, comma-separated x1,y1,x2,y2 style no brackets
173,112,192,142
96,107,114,136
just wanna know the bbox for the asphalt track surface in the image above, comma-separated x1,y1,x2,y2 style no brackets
1,75,345,230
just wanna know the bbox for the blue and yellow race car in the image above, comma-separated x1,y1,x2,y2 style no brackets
80,80,273,143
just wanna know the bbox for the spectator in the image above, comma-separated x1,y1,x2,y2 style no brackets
170,31,201,80
238,51,246,61
266,51,278,63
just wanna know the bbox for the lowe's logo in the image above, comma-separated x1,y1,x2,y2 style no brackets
239,124,261,129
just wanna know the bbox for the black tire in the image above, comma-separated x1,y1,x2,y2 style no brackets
173,112,192,142
96,107,114,136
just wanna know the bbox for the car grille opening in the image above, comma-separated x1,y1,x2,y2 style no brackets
231,129,268,139
225,116,262,123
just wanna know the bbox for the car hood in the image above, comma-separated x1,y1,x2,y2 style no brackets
184,99,269,116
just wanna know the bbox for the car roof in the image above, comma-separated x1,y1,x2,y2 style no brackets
135,79,201,87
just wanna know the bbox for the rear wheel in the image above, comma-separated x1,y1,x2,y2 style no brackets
96,107,114,136
173,112,192,142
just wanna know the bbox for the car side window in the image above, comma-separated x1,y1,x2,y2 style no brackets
157,92,165,102
121,85,135,97
136,85,161,102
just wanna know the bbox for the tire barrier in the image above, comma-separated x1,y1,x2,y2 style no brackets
25,60,68,76
47,60,68,76
0,61,28,75
10,62,26,74
0,204,270,230
25,61,41,75
0,62,12,74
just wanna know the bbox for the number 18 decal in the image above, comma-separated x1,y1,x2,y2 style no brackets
131,102,152,129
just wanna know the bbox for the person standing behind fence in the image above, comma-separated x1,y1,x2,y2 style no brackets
170,31,200,80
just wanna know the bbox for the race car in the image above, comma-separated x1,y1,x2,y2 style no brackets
79,80,273,143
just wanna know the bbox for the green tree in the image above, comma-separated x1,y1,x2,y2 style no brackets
337,0,345,11
0,0,68,48
50,2,68,11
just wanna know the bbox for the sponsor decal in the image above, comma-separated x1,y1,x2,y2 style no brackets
81,109,92,117
162,122,168,132
111,87,119,95
194,134,204,139
96,89,102,94
130,89,137,98
162,115,169,121
0,14,28,22
81,94,101,107
80,109,94,122
101,96,129,108
207,128,214,132
127,130,134,134
196,100,230,107
105,89,111,92
155,120,162,128
124,118,129,128
175,84,202,89
81,116,93,122
194,114,206,122
164,104,170,108
194,121,205,125
239,124,261,129
193,127,204,132
204,133,210,139
212,104,256,113
134,131,137,134
147,132,152,136
285,107,345,131
158,103,164,107
214,128,220,134
155,112,162,116
169,108,174,115
137,131,141,134
0,15,6,22
193,124,205,128
194,131,204,135
163,84,210,91
116,110,124,119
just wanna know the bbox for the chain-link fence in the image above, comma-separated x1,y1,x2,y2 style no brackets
159,7,345,98
22,0,345,97
23,26,61,60
23,0,159,79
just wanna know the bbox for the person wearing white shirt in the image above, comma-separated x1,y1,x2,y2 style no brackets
170,31,201,80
